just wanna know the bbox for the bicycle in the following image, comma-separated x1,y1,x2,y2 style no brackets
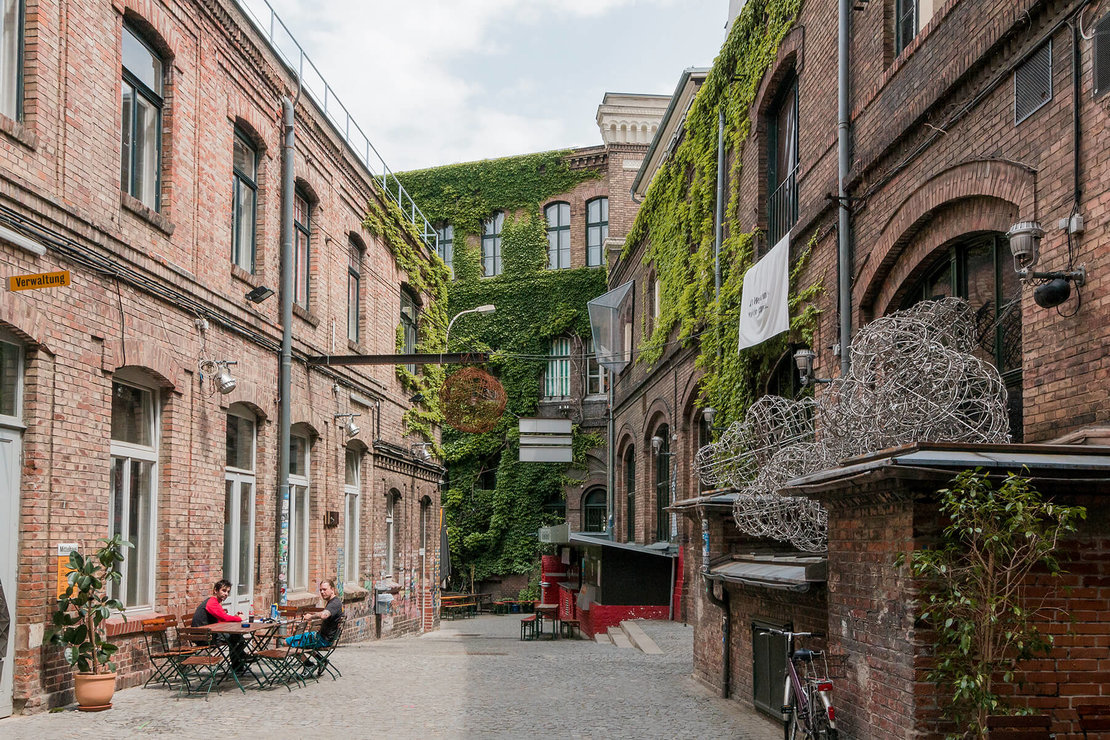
759,627,839,740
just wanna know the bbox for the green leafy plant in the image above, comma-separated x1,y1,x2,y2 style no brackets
47,535,132,674
902,470,1085,738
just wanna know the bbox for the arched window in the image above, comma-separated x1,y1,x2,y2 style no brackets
624,446,636,541
288,430,310,590
653,425,670,542
231,129,258,272
224,406,256,613
545,202,570,269
482,212,504,276
586,197,608,268
120,24,165,210
767,72,798,248
583,488,606,532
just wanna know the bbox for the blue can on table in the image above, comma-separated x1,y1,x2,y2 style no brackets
270,603,279,620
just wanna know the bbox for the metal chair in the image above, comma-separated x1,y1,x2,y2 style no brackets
306,616,345,681
175,627,234,699
254,618,311,690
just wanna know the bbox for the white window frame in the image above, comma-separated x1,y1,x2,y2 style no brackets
482,212,503,277
109,377,159,611
0,0,24,122
224,408,256,614
586,338,608,397
343,447,360,586
544,337,572,398
385,491,397,577
288,432,310,591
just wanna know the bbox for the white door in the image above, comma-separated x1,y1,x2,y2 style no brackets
0,428,20,719
223,475,255,615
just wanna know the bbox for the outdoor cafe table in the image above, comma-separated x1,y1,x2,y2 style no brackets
534,603,559,639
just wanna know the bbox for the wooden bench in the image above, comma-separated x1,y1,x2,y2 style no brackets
559,618,581,638
986,715,1052,740
519,614,537,641
1077,704,1110,739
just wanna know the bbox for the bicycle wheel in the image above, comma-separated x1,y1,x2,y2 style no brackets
812,713,837,740
783,707,803,740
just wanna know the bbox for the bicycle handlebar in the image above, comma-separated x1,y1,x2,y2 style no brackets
758,627,825,639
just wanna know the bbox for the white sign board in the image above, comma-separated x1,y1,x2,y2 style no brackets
519,417,573,463
737,233,791,351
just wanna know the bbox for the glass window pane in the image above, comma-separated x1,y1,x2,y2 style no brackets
233,134,256,181
223,480,234,586
112,382,152,445
122,26,162,96
0,0,21,120
226,414,254,470
294,231,309,306
134,94,159,209
234,181,256,271
0,340,19,417
120,87,133,194
128,460,152,606
345,449,359,486
238,481,252,595
289,435,305,477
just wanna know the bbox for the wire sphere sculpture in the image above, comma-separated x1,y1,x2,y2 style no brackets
440,367,507,434
696,298,1010,553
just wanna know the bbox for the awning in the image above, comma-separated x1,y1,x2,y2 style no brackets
569,532,678,558
669,490,736,512
704,553,827,592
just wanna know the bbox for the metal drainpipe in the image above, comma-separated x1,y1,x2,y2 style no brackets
607,381,615,540
837,0,852,376
276,89,298,605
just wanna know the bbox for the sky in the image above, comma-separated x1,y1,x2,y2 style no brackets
243,0,728,173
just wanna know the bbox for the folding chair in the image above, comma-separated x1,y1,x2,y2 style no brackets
307,616,345,681
255,618,311,690
176,627,236,699
141,617,180,689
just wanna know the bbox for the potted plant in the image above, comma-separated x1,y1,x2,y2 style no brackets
47,535,131,711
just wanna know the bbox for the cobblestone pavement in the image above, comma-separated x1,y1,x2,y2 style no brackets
2,616,782,739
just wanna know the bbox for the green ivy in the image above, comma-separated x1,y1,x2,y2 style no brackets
397,153,608,583
623,0,821,427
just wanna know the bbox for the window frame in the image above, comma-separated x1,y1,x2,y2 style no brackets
436,224,454,274
545,201,571,270
586,197,608,268
766,73,799,248
400,287,419,373
293,190,311,309
583,488,606,533
343,447,360,585
288,432,310,591
223,408,256,613
386,490,399,577
481,212,504,277
231,129,258,273
109,378,159,611
585,337,608,397
624,446,635,542
0,335,23,424
120,24,164,211
544,337,572,398
0,0,25,122
654,425,670,542
348,238,362,344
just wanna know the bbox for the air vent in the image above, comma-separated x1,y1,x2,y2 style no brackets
1014,41,1052,124
1095,13,1110,98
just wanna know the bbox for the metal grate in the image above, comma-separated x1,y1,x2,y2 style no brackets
1014,41,1053,124
1095,14,1110,98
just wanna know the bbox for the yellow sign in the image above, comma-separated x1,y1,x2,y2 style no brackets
57,543,78,598
9,270,70,292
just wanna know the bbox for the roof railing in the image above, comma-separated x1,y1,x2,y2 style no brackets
233,0,438,251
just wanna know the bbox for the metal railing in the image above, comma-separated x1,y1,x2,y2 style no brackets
767,165,798,247
233,0,437,251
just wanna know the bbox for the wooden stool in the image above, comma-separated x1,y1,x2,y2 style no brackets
519,614,537,640
560,618,581,638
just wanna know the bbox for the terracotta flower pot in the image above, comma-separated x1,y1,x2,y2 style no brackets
74,672,116,711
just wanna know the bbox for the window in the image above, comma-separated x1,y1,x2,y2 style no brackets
544,337,571,398
436,224,453,274
583,488,606,533
0,0,23,120
895,0,936,55
348,239,362,344
698,412,713,493
400,288,418,373
1014,42,1052,125
224,409,255,614
482,212,503,277
293,190,310,308
654,425,670,542
386,490,399,576
545,202,571,270
343,448,360,584
120,25,164,210
0,337,22,419
652,276,662,321
586,197,608,268
231,130,258,272
901,234,1023,440
586,338,608,396
767,74,798,247
1095,13,1110,97
109,379,158,609
624,447,635,542
288,432,310,591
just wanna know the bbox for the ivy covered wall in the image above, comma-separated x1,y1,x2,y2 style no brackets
398,152,607,586
622,0,820,428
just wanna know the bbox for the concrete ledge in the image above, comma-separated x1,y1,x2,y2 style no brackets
607,626,633,648
620,620,664,654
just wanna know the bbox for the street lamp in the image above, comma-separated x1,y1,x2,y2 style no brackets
445,304,495,350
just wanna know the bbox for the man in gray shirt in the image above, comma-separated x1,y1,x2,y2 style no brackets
286,578,343,649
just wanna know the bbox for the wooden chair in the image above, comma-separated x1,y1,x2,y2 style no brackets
1077,704,1110,739
175,627,229,699
986,714,1052,740
255,618,311,690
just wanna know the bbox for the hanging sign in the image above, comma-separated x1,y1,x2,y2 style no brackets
56,543,79,598
737,234,790,351
9,270,70,292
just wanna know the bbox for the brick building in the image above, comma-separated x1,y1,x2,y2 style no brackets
0,0,446,716
609,0,1110,735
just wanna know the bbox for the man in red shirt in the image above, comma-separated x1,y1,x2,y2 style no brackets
192,579,249,672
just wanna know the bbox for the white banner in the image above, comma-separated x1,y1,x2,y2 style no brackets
737,234,790,351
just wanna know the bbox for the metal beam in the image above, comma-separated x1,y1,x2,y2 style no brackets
306,352,490,366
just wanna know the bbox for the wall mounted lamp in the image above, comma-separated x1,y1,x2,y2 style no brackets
199,360,238,395
1006,220,1087,309
793,348,832,387
411,442,433,462
335,413,361,439
245,285,275,304
650,434,676,456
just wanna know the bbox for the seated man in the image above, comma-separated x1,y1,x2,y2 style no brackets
286,579,343,649
192,579,249,672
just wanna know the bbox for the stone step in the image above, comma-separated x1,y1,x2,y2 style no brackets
607,626,633,649
620,620,664,655
595,630,612,645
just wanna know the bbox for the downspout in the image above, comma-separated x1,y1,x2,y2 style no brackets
1070,15,1082,212
607,380,615,540
276,83,299,605
837,0,852,376
701,517,730,699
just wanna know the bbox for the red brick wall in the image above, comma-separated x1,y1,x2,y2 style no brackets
582,603,670,638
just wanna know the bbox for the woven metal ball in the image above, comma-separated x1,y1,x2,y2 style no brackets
440,367,507,434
